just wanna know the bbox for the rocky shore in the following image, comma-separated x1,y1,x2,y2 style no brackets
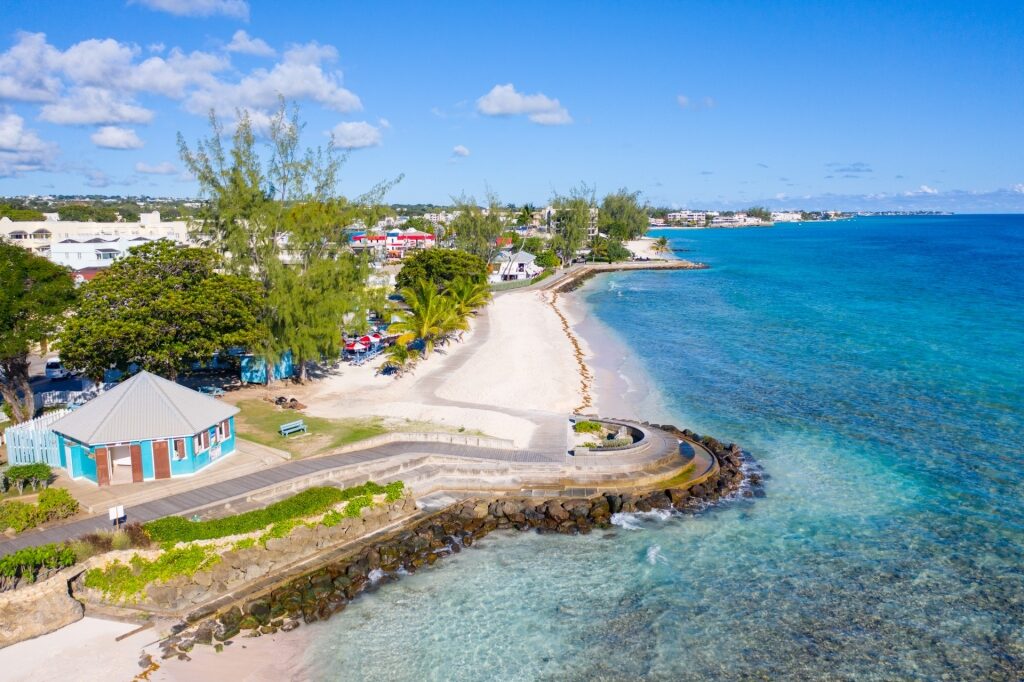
154,430,759,662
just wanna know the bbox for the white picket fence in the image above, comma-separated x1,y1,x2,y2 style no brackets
3,409,70,466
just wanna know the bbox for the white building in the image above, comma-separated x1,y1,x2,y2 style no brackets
771,211,803,223
489,251,543,283
50,235,169,269
0,211,189,260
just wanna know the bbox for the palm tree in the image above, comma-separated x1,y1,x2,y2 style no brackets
388,279,462,358
653,236,670,253
379,342,417,377
445,277,492,319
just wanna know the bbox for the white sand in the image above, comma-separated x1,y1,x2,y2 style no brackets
625,236,674,260
0,617,154,682
295,288,585,446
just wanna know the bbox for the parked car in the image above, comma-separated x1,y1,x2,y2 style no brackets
44,357,71,380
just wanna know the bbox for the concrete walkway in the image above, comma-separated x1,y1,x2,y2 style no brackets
0,423,689,557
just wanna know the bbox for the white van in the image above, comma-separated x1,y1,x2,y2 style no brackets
44,357,71,380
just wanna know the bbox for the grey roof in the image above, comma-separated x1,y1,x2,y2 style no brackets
492,251,536,264
50,371,239,445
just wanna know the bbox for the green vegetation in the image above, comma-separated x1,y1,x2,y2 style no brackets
450,194,505,265
0,488,79,533
573,420,603,433
233,399,386,456
552,184,594,267
396,248,488,291
143,482,403,543
59,241,265,382
652,236,670,253
0,243,77,423
180,103,389,383
57,204,138,222
0,543,76,582
590,237,632,263
745,206,772,222
535,251,560,268
0,203,44,221
4,463,53,493
83,544,221,602
389,279,467,359
599,188,649,241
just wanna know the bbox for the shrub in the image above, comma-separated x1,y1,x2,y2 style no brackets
83,544,220,602
5,463,52,494
69,539,100,563
573,420,603,434
111,530,131,551
0,500,36,533
143,481,404,543
0,543,76,581
232,537,255,551
341,494,373,518
36,488,79,522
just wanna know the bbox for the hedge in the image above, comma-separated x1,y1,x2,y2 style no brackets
0,488,79,533
4,463,53,494
143,481,405,543
0,543,76,580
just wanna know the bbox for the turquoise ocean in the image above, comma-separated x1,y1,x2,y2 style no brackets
303,215,1024,680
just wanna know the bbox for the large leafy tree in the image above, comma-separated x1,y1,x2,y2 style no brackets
59,241,265,381
0,243,77,422
395,248,487,291
450,193,505,265
179,101,391,381
551,184,595,267
599,188,648,241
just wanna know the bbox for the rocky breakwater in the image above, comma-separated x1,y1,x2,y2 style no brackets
158,433,757,659
74,496,418,617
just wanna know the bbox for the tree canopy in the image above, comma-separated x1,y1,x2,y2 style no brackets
599,188,648,241
178,101,390,380
551,184,595,266
450,194,504,265
395,248,487,291
0,204,45,221
0,243,77,422
59,241,264,381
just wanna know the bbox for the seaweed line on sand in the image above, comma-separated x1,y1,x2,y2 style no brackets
547,290,593,413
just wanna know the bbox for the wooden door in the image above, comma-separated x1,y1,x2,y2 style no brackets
95,447,110,487
153,440,171,479
130,444,144,483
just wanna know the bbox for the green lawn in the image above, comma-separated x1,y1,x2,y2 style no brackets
233,400,387,458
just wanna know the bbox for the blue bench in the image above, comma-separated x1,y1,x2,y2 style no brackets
279,419,307,437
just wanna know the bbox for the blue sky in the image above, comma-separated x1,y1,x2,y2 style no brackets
1,0,1023,211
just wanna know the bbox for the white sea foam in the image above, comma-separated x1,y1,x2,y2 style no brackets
368,568,385,584
610,509,675,530
646,545,664,565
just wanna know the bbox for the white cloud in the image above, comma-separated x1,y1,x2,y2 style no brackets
226,30,275,57
330,121,381,149
0,111,58,176
452,144,470,157
0,32,63,102
135,161,178,174
130,0,250,20
90,126,144,149
918,185,938,195
677,94,716,110
1012,183,1024,194
126,48,228,98
40,87,154,125
476,83,571,125
186,42,361,116
148,43,166,54
84,168,111,188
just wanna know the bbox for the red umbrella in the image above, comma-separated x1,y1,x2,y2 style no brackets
346,342,366,351
359,335,373,345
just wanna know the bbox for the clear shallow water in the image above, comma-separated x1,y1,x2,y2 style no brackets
303,216,1024,680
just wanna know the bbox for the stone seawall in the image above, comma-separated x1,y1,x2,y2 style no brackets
156,435,757,659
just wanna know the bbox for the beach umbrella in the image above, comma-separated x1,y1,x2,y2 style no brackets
359,335,373,345
346,342,367,351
